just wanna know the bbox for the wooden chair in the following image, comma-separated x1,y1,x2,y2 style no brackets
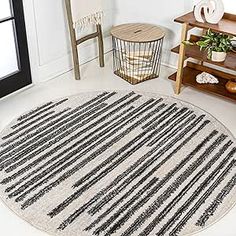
65,0,105,80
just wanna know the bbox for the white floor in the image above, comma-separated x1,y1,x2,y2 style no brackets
0,54,236,236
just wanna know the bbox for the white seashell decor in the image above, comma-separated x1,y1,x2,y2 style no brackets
194,0,225,24
196,72,219,84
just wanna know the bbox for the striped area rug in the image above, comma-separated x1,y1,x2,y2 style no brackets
0,91,236,236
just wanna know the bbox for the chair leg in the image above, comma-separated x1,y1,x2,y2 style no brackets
97,24,105,68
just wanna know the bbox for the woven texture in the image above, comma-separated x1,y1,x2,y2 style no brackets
0,91,236,236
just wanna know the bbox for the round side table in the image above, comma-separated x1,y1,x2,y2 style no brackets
111,23,165,85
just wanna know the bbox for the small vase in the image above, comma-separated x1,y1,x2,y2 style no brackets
226,80,236,94
211,51,227,62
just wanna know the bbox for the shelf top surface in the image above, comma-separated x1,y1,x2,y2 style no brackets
175,12,236,36
111,23,165,42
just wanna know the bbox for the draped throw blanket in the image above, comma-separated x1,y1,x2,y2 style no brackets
71,0,103,30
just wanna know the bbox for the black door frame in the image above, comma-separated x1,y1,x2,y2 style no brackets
0,0,32,98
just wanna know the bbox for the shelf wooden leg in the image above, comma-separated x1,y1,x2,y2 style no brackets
175,23,188,94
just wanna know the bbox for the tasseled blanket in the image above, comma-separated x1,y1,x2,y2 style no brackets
70,0,103,30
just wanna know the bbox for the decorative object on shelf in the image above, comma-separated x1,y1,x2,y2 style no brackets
194,0,225,24
196,72,219,84
1,91,236,236
226,80,236,93
183,29,233,62
111,23,165,85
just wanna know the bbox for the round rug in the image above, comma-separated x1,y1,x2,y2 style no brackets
0,91,236,236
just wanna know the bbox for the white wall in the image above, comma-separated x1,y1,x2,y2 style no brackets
114,0,194,68
23,0,115,83
22,0,195,83
224,0,236,13
192,0,236,13
21,0,236,83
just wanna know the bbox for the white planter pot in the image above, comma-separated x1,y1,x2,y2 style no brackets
211,51,227,62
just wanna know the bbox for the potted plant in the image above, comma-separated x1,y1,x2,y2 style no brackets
183,29,233,62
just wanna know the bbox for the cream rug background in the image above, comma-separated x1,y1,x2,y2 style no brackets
0,91,235,236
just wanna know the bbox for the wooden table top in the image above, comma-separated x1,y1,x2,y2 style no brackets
111,23,165,43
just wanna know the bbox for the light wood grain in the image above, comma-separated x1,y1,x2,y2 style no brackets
111,23,165,43
175,23,189,94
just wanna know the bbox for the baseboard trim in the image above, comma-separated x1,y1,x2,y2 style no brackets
0,84,34,102
0,52,177,101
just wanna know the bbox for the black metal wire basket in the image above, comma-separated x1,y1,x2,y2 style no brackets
111,24,165,85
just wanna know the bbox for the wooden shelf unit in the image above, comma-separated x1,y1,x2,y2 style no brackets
169,11,236,102
169,62,236,102
172,35,236,71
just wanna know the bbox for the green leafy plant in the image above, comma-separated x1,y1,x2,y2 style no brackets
183,29,233,59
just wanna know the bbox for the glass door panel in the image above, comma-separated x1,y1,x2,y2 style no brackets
0,0,32,98
0,0,12,19
0,20,19,79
